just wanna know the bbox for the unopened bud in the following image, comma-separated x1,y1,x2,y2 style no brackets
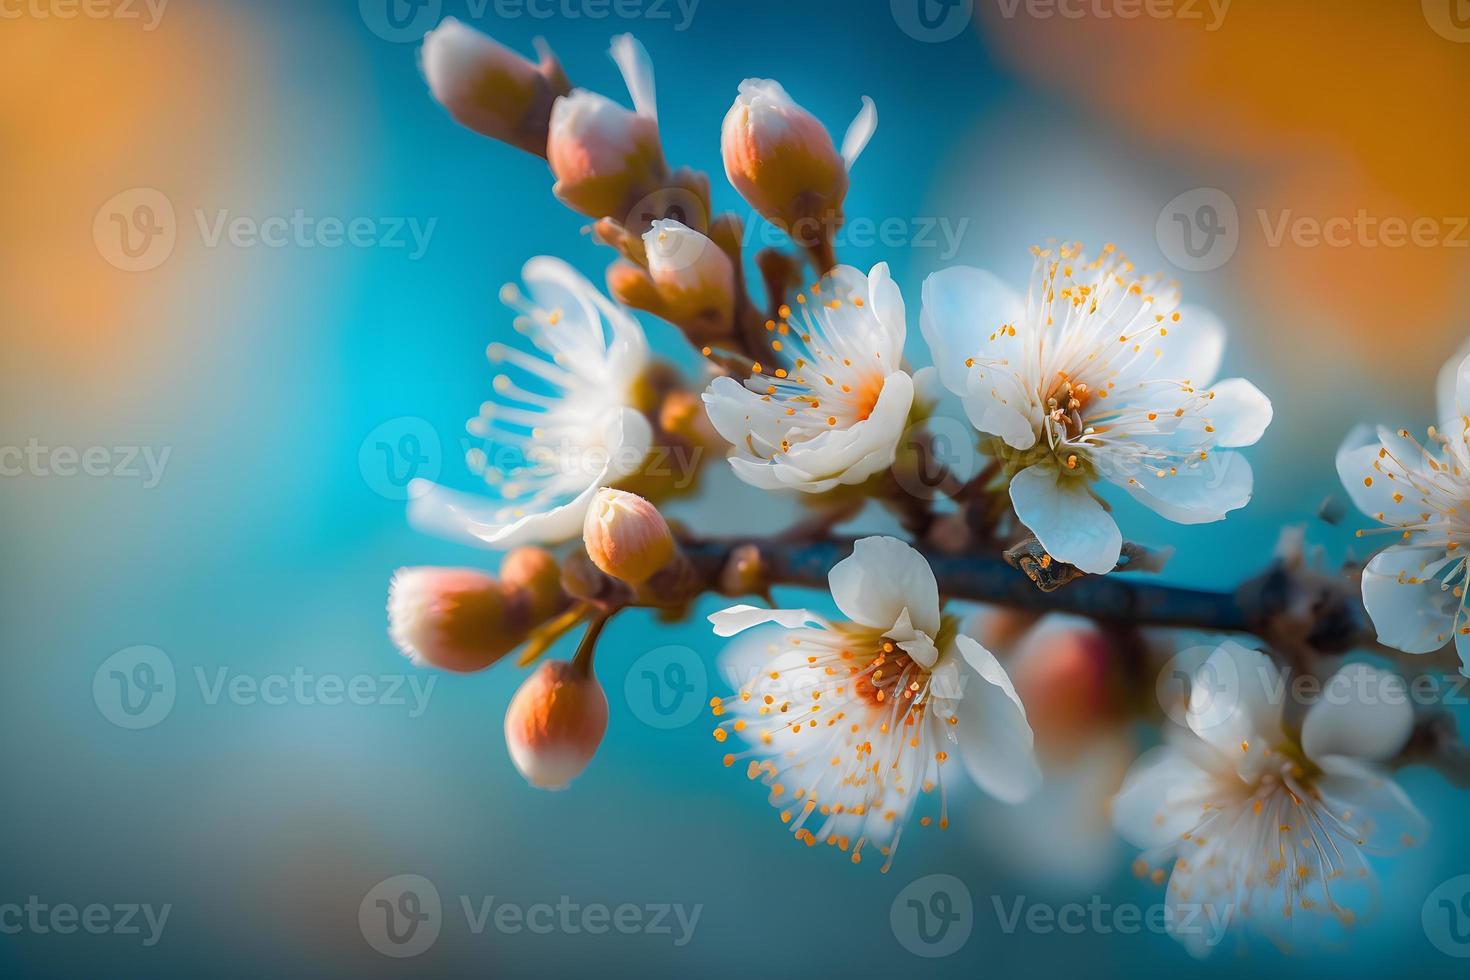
718,543,766,597
1008,616,1118,754
420,18,569,156
388,567,526,673
504,660,609,790
499,547,567,623
642,219,735,332
721,80,875,260
582,488,674,585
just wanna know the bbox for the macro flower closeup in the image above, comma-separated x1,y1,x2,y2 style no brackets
1114,644,1423,956
708,536,1040,870
1337,350,1470,674
702,263,914,493
920,243,1273,573
408,256,652,549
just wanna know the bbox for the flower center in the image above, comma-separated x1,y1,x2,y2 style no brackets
850,372,885,422
852,642,924,708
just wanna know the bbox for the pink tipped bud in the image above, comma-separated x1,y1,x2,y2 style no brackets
722,80,857,252
420,18,569,156
582,488,675,585
1008,617,1118,754
504,660,609,790
548,90,665,218
388,567,527,673
642,219,735,332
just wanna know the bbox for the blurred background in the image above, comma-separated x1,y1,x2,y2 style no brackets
3,0,1470,975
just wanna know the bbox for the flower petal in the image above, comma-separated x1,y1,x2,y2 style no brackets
1184,640,1284,767
1206,377,1272,448
1111,744,1212,849
1009,462,1122,574
1115,449,1253,525
827,535,940,636
918,266,1025,395
1335,425,1430,526
708,604,827,637
1361,545,1459,654
840,95,876,170
951,636,1041,804
1300,662,1414,765
1149,304,1224,387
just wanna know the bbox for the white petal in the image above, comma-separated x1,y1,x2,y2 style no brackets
1184,641,1283,766
1116,449,1253,525
1301,662,1414,765
918,265,1025,395
1335,425,1429,525
827,535,940,636
840,95,876,170
1111,745,1211,849
951,639,1041,804
1206,377,1272,448
1009,463,1122,574
1361,546,1459,654
1436,345,1470,430
708,604,827,637
1314,756,1427,853
865,261,906,355
608,33,657,122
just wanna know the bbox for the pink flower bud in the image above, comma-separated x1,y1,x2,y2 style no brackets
388,567,527,673
1007,616,1118,754
581,488,675,585
642,218,735,331
499,546,567,623
420,18,569,156
721,80,875,257
504,660,609,790
548,91,665,217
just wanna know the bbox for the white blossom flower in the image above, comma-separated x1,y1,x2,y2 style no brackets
920,242,1272,573
708,536,1040,871
702,263,915,493
408,256,651,549
1113,643,1423,956
1336,350,1470,674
